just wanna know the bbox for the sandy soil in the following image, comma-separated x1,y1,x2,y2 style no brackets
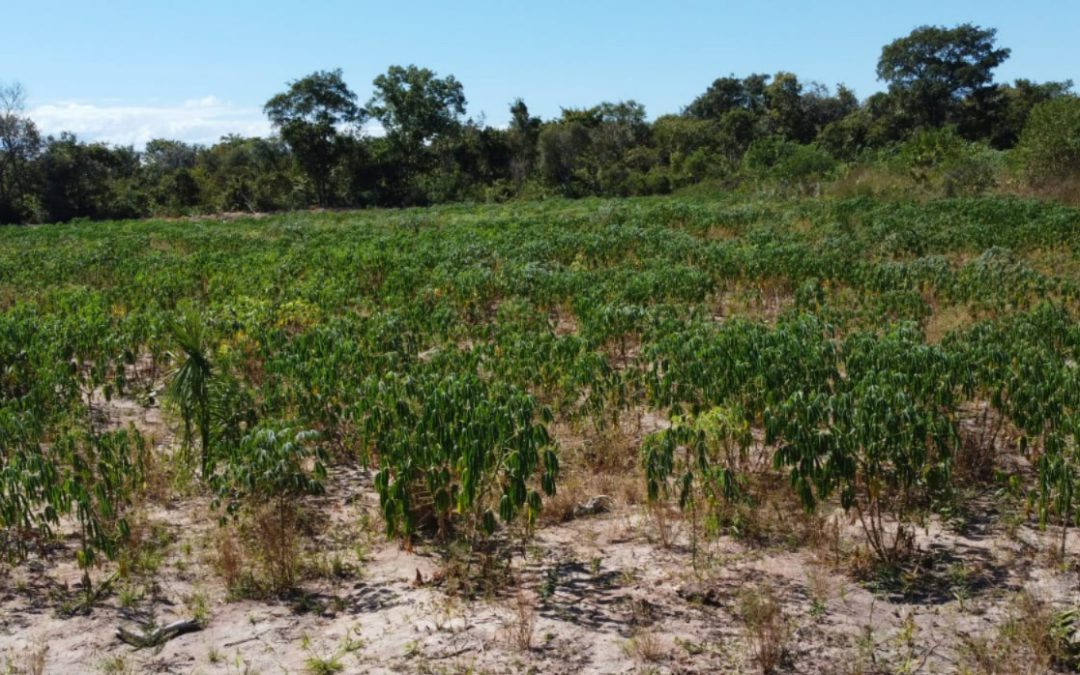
2,398,1079,674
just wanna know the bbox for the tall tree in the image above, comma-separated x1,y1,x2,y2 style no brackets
507,98,541,183
367,65,467,154
38,133,140,222
877,24,1010,129
264,69,362,206
763,72,807,141
973,78,1075,149
684,74,769,120
0,82,42,224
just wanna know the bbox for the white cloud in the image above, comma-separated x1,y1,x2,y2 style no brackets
28,97,272,148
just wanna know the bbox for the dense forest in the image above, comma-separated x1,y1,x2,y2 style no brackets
1,22,1078,225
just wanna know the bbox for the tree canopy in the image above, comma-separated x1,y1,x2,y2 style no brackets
0,23,1077,225
368,65,466,152
877,23,1011,128
264,69,362,205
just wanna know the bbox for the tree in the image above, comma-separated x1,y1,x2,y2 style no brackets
367,65,466,154
143,138,198,173
38,133,142,222
877,24,1010,129
264,69,362,206
537,101,654,196
763,72,808,142
429,121,512,200
0,82,42,224
978,79,1075,149
685,74,769,120
508,98,541,184
801,83,859,141
196,135,296,212
538,118,592,194
1014,96,1080,185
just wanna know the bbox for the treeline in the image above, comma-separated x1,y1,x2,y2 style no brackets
1,23,1079,225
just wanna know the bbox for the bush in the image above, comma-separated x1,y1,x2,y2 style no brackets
894,126,1001,196
741,138,837,193
1014,97,1080,185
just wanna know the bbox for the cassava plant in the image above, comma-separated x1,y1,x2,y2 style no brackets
361,372,558,546
56,425,147,603
642,404,751,559
769,324,957,568
212,425,326,593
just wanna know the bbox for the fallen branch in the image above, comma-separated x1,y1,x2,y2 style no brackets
223,629,274,648
430,646,474,660
116,618,203,649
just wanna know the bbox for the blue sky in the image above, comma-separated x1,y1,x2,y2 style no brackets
2,0,1077,147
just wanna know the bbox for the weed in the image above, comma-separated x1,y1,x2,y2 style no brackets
501,592,537,651
304,654,343,675
738,584,790,674
96,655,130,675
186,589,210,625
539,566,559,601
116,584,142,609
589,555,603,576
624,630,666,663
805,566,831,618
958,591,1080,674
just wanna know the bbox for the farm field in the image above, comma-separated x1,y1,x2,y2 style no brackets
2,194,1080,673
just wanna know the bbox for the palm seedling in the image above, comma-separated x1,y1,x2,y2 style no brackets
166,311,215,478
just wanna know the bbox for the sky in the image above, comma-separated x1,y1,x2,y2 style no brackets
2,0,1077,148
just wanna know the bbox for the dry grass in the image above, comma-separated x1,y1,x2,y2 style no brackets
4,640,48,675
738,583,791,674
924,303,975,343
213,526,248,594
211,501,311,596
715,285,795,324
251,502,303,593
958,590,1080,674
624,630,667,663
499,592,537,652
541,420,645,526
954,401,1015,486
719,473,825,549
1001,175,1080,207
116,510,172,579
826,165,923,201
805,564,832,615
540,470,590,525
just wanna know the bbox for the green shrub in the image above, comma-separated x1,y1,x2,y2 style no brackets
741,138,837,193
1014,97,1080,185
894,126,1000,196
